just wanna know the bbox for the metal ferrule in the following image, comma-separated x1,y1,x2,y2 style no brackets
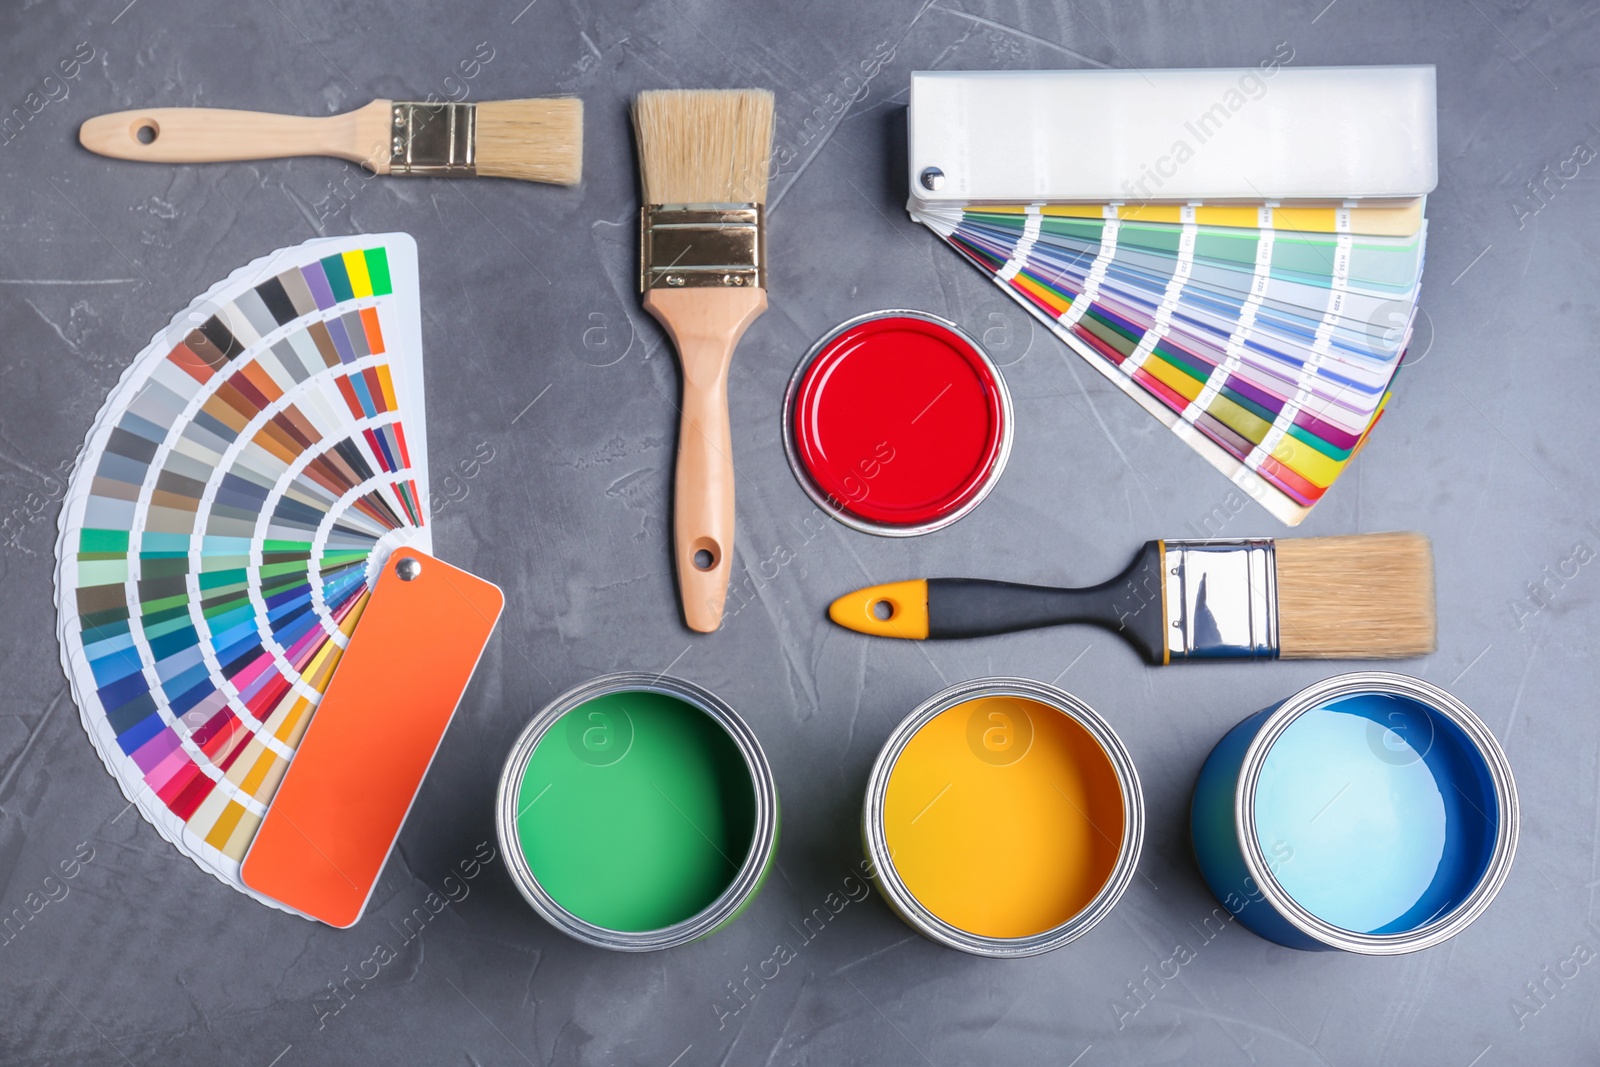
389,102,476,176
640,204,765,291
1163,538,1278,661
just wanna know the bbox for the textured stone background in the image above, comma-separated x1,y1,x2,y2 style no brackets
1,0,1597,1063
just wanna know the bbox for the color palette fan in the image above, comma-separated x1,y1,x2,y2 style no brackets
54,233,430,909
911,199,1427,524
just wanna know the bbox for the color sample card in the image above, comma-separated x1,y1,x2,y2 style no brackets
1004,198,1425,237
910,200,1428,525
54,234,431,910
242,550,502,927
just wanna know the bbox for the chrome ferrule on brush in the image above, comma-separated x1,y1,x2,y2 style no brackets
1163,538,1278,661
389,102,476,176
640,204,765,290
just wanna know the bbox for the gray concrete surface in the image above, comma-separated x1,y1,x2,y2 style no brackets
1,0,1597,1063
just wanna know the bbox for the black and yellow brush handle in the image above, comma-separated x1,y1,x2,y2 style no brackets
828,541,1168,664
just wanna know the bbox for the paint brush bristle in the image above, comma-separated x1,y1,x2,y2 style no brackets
1275,532,1436,659
632,89,775,205
473,98,583,185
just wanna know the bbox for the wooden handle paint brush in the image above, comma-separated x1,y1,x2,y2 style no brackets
632,89,774,633
80,99,582,184
829,532,1436,662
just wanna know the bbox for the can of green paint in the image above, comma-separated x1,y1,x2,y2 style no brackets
496,673,779,951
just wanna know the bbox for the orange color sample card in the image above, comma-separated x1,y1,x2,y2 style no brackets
241,550,503,926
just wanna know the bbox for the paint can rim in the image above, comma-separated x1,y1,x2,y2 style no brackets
862,676,1144,957
495,672,779,951
1233,671,1519,955
781,309,1015,538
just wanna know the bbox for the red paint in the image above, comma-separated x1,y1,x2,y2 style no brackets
792,315,1006,527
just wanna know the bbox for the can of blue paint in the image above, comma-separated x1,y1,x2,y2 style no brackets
1190,672,1517,953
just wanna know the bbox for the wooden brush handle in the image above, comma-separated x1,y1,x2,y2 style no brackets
644,287,768,633
78,102,393,168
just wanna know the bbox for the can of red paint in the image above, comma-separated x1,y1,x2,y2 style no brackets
783,311,1013,536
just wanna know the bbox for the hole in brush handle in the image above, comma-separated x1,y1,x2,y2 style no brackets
691,540,719,571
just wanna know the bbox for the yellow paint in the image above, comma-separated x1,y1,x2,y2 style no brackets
273,694,314,745
222,808,262,861
883,696,1125,939
342,249,374,297
828,580,929,639
1172,204,1259,228
376,364,399,412
300,642,340,693
1014,271,1071,308
1270,432,1342,488
1141,353,1206,405
223,737,266,788
204,800,247,851
1010,199,1423,236
239,746,280,798
340,591,370,635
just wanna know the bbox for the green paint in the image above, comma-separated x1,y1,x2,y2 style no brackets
79,528,128,554
515,691,756,932
363,246,393,295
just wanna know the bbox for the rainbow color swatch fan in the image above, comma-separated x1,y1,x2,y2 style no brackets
906,67,1438,524
915,201,1425,523
55,234,430,908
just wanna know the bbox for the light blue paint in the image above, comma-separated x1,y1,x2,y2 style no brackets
1251,693,1497,935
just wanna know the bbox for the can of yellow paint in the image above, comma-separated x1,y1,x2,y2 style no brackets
862,677,1143,956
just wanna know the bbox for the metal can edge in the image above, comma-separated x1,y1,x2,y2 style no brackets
780,309,1015,538
861,676,1144,957
1214,671,1519,955
494,672,780,952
